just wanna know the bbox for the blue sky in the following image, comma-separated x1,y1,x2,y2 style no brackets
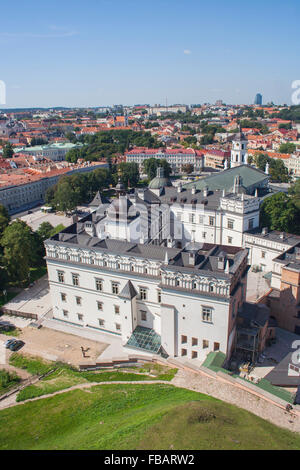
1,0,300,108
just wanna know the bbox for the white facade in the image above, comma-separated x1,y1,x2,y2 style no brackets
244,230,300,287
45,239,247,362
230,135,248,168
125,148,203,172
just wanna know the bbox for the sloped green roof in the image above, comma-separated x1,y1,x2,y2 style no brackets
184,165,268,193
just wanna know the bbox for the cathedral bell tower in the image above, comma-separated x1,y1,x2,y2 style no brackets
230,126,248,168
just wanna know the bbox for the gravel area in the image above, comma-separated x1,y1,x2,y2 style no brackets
172,369,300,433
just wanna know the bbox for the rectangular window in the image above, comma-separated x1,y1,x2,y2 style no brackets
157,290,161,303
97,301,103,311
202,307,213,322
189,213,195,223
112,282,119,295
61,293,66,302
228,236,233,244
72,274,79,286
77,314,83,321
76,296,81,306
227,219,234,229
139,287,147,300
203,339,209,349
209,216,214,226
114,305,120,315
95,279,103,291
192,351,198,359
181,335,187,344
116,323,121,331
141,310,147,321
214,342,220,351
63,310,68,318
192,337,198,346
202,232,206,239
99,319,105,327
181,348,187,356
58,271,64,283
261,251,266,258
248,218,254,230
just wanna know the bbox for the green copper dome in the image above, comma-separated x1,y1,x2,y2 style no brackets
149,167,172,190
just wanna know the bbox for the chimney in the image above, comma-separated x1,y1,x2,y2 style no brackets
191,185,196,195
203,186,208,197
262,227,268,235
279,232,285,240
225,260,230,274
188,252,196,266
177,183,182,193
217,255,226,270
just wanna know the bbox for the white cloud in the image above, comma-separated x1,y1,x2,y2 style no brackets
183,49,192,55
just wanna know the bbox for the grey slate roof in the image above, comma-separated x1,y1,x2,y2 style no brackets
119,280,138,300
89,191,110,207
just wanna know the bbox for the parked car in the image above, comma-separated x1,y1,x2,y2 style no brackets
5,338,17,348
8,340,24,351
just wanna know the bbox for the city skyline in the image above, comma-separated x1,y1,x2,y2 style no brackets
1,0,300,108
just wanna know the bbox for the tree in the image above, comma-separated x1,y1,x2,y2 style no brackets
289,179,300,210
1,220,36,283
260,193,300,234
143,158,159,180
279,143,296,154
2,143,14,159
65,148,82,163
143,158,172,180
53,180,79,214
118,162,140,188
36,222,55,241
30,137,48,146
0,204,10,237
45,185,56,206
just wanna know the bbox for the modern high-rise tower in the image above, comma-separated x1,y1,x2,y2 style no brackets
254,93,262,105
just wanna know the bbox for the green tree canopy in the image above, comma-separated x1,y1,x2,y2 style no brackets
143,158,172,180
2,143,14,159
117,162,140,188
1,220,37,283
52,180,80,214
260,193,300,235
279,143,296,154
0,204,10,237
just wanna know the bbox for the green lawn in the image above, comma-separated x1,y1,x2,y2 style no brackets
0,384,299,450
0,369,21,396
9,353,177,401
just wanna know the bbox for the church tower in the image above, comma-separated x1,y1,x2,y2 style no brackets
230,128,248,168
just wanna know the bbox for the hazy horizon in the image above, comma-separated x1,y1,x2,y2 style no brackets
1,0,300,109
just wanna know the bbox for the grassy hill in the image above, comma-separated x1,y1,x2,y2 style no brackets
0,383,300,450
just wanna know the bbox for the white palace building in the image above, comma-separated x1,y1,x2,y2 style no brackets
45,132,282,362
